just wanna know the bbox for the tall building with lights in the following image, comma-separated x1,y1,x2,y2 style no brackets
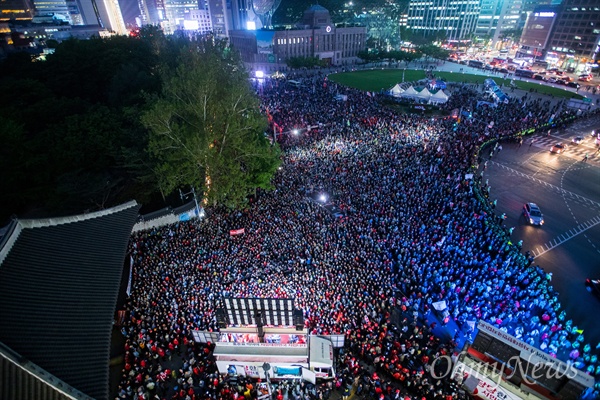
548,0,600,68
137,0,158,25
31,0,71,21
0,0,34,21
231,0,251,30
162,0,199,33
406,0,480,41
31,0,126,33
95,0,127,34
229,5,366,72
516,6,558,60
206,0,232,37
474,0,503,42
205,0,258,37
474,0,557,47
184,8,211,33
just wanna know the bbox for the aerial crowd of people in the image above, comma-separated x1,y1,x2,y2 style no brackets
116,67,600,400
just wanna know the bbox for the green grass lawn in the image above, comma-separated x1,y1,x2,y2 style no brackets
328,69,586,100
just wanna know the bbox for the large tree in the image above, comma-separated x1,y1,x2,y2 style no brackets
142,38,280,209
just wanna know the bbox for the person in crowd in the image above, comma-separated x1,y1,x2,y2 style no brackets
117,71,599,400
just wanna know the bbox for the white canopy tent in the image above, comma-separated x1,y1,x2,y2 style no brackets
429,90,449,104
390,84,404,97
415,87,432,101
401,86,419,99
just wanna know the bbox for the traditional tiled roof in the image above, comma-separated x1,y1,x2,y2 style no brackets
0,201,140,400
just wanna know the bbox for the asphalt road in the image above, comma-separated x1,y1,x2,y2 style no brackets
484,116,600,347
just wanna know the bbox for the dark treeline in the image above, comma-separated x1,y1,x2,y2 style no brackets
0,27,280,224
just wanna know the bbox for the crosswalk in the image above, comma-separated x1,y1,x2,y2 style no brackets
530,215,600,258
489,161,600,209
526,134,599,161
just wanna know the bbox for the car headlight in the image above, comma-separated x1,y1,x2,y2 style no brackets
530,218,534,224
540,220,544,225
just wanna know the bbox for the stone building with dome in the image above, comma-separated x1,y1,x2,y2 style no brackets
229,5,367,73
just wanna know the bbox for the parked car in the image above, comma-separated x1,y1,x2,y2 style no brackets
550,143,566,153
579,74,593,82
567,82,581,89
499,68,509,74
555,79,568,85
585,279,600,298
533,74,546,81
522,202,544,226
547,77,559,83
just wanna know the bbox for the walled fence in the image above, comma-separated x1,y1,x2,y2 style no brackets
132,200,205,233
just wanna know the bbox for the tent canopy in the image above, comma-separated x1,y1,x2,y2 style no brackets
401,86,418,98
429,90,449,103
390,84,404,97
415,87,432,100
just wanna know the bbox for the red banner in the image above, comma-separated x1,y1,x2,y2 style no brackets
230,228,245,236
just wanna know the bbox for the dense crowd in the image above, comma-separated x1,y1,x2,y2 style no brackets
117,70,600,400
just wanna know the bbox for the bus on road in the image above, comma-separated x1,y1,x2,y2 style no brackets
514,69,535,78
468,60,485,68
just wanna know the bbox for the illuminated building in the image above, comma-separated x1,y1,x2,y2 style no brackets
229,5,366,73
516,6,558,61
406,0,480,41
0,0,34,21
183,8,211,33
548,0,600,69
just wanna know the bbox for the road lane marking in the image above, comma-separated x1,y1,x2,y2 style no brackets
531,215,600,258
490,161,600,207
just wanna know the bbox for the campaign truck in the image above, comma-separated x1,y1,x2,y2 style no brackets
192,297,344,386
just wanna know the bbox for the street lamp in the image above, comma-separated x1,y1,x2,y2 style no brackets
402,68,406,83
179,186,203,218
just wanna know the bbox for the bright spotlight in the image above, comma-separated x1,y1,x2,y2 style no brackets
293,129,299,135
319,194,327,203
255,70,264,78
